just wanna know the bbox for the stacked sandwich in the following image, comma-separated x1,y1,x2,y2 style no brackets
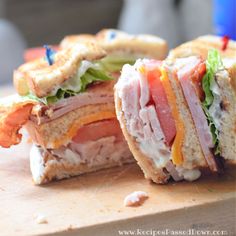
115,35,236,183
0,29,167,184
60,29,167,74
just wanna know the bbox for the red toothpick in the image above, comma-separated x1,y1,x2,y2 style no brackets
221,36,230,51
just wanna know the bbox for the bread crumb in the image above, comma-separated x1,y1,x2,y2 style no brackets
124,191,148,207
67,224,73,231
35,214,48,224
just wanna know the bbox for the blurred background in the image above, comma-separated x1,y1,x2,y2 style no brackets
0,0,235,84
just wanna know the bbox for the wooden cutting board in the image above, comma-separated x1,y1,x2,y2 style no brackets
0,146,235,236
0,86,236,236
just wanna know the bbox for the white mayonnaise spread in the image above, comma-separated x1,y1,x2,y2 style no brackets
30,144,45,184
209,67,231,130
61,60,97,91
209,59,236,131
176,167,201,182
139,139,170,167
209,75,222,130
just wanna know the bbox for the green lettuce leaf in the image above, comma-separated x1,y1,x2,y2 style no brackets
22,55,135,105
24,67,113,105
24,93,47,104
98,55,136,72
202,49,224,108
201,49,223,155
46,68,113,104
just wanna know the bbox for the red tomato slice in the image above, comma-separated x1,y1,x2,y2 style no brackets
147,69,176,146
24,45,59,62
72,119,123,144
191,62,206,102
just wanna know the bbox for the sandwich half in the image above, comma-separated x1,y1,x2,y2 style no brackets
169,35,236,163
1,30,168,184
24,28,168,65
168,35,236,60
60,29,168,75
115,45,235,183
95,29,168,60
0,41,135,184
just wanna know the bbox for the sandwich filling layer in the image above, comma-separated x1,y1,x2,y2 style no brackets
116,59,201,181
174,50,226,172
24,60,114,105
30,80,115,125
30,120,133,184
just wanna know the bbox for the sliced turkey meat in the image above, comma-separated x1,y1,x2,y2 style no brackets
116,60,172,169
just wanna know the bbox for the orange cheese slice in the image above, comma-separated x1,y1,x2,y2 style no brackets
52,111,116,148
160,68,184,165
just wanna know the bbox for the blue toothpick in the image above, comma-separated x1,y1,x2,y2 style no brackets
44,45,55,66
109,31,116,40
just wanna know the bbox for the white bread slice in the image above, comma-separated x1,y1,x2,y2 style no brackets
59,34,96,49
215,62,236,160
14,41,106,97
96,29,168,59
114,92,170,184
163,62,207,169
60,29,168,59
168,35,236,60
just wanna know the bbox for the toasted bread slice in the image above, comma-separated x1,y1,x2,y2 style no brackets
59,34,96,49
96,29,168,59
163,62,207,169
215,61,236,160
14,42,106,97
60,29,168,59
168,35,236,60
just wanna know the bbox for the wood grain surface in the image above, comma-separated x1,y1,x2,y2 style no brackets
0,86,235,236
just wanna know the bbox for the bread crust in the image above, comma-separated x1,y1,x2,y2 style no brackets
59,34,96,49
114,89,170,184
60,29,168,59
14,42,106,97
96,29,168,59
168,35,236,60
216,68,236,160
